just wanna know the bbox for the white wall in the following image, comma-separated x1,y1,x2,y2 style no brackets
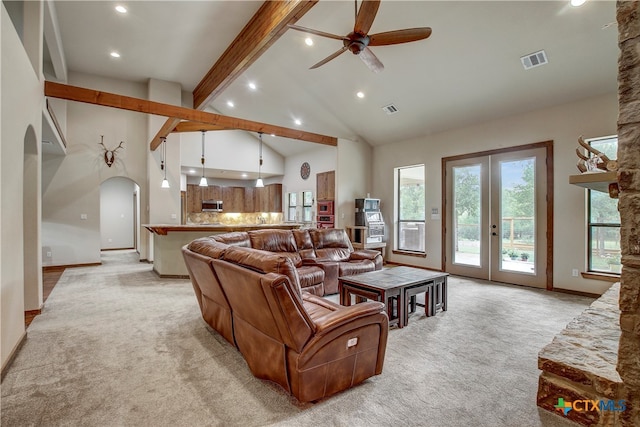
373,92,618,295
100,177,135,249
336,138,372,229
180,130,284,177
282,145,337,222
1,2,43,368
41,72,148,266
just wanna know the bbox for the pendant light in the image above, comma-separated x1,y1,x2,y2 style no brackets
256,132,264,188
199,130,208,187
160,137,170,188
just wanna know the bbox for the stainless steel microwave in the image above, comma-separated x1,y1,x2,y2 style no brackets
202,200,223,212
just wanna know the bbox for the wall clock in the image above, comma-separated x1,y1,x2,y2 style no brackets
300,162,311,180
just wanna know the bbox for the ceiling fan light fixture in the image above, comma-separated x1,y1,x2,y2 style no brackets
287,0,431,73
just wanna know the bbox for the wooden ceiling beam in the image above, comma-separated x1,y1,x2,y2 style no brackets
171,122,229,133
193,0,318,110
44,81,337,149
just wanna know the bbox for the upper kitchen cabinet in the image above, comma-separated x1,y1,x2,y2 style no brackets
316,170,335,201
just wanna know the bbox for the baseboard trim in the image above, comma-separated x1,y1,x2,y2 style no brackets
43,262,101,271
152,268,189,279
1,331,27,382
552,288,601,299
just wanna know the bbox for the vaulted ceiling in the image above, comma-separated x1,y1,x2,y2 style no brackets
49,0,618,156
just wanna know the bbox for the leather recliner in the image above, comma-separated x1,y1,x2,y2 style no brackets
208,246,388,402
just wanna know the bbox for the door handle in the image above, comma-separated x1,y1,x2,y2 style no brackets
492,232,497,236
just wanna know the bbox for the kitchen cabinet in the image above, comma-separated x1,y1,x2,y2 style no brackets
316,170,335,201
186,183,282,213
243,187,254,212
222,186,245,212
268,184,282,212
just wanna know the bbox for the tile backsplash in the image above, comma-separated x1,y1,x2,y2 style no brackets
187,212,284,225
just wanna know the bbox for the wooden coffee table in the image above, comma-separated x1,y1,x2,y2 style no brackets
339,266,449,328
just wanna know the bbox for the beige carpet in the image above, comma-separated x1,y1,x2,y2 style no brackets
1,250,588,426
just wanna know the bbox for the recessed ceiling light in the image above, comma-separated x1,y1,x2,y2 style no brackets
110,51,121,58
248,82,257,90
270,134,276,137
241,173,248,178
356,91,365,99
115,5,127,14
305,37,313,46
294,119,302,126
570,0,586,6
227,101,234,108
189,169,196,174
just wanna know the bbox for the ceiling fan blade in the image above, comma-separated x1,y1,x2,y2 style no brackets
369,28,433,46
287,24,346,41
354,0,380,35
358,47,384,73
310,46,349,69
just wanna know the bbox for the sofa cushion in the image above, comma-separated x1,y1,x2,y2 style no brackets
211,231,251,247
293,229,316,260
248,229,302,267
309,229,353,261
187,237,227,259
223,246,302,295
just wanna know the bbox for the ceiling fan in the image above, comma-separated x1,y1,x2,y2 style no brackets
288,0,432,73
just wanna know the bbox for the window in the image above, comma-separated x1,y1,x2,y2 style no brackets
586,136,620,274
303,191,313,222
396,165,425,252
287,192,297,221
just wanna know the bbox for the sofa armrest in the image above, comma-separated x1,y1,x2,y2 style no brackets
312,301,386,333
349,249,383,270
349,249,381,261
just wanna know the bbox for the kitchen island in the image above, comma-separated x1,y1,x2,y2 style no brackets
144,223,302,277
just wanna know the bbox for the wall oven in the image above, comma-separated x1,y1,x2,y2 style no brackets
317,200,334,215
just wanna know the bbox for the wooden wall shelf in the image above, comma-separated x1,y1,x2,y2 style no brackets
569,171,617,193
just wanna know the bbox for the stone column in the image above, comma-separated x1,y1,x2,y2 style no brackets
616,2,640,426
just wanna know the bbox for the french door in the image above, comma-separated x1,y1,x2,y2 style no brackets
443,143,552,289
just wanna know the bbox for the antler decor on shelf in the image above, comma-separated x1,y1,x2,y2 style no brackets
99,135,125,167
575,135,617,173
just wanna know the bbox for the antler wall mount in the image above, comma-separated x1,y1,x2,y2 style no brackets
99,135,125,167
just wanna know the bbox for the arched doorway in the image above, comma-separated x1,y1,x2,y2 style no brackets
100,177,140,252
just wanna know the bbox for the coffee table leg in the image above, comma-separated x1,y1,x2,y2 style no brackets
442,279,448,311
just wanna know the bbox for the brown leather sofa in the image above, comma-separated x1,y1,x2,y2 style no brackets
209,228,383,296
182,239,389,402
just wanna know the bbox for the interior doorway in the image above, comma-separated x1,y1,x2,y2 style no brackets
100,177,140,252
442,141,553,289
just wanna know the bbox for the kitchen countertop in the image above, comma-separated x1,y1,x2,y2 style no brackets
143,223,302,235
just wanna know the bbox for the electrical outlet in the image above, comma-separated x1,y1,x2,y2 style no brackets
171,213,177,219
46,251,52,257
572,269,579,277
80,213,87,220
